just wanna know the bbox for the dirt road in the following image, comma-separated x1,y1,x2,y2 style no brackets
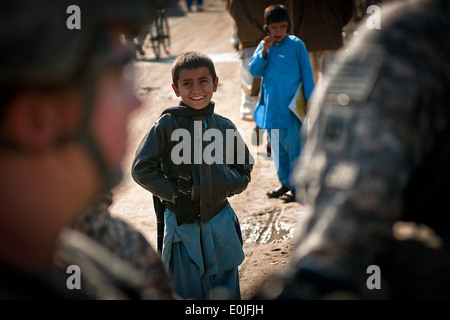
110,0,305,299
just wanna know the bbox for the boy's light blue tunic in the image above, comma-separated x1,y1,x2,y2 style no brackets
249,35,315,129
162,202,245,300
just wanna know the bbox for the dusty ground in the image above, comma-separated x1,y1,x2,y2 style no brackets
109,0,305,300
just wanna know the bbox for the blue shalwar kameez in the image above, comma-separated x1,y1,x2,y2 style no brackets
249,35,315,189
161,202,245,300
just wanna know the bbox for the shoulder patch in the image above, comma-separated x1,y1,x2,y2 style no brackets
325,160,360,189
324,45,385,105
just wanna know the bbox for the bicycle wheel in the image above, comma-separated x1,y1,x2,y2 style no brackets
148,20,161,60
158,9,170,55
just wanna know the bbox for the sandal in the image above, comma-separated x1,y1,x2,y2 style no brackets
280,190,296,203
266,184,290,198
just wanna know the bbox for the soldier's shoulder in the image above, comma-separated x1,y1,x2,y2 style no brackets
55,229,156,299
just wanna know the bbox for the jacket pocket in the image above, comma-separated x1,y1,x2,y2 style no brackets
210,163,236,204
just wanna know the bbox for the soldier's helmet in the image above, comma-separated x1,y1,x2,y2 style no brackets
0,0,160,87
0,0,164,191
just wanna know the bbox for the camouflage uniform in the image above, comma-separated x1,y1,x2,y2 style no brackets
258,0,450,299
70,192,174,299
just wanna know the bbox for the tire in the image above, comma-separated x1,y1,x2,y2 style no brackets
158,9,170,55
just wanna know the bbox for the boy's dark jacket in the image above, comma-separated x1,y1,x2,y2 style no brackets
132,101,254,228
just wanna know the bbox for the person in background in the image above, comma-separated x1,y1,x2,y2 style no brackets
249,4,314,203
228,0,279,121
291,0,354,85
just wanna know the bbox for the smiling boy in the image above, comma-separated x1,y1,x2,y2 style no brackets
249,4,315,203
132,51,254,299
173,62,216,110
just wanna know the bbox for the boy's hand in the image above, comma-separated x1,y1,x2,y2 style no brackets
262,35,275,59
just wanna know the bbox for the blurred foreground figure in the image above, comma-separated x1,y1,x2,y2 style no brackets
71,192,174,299
0,0,172,299
258,0,450,299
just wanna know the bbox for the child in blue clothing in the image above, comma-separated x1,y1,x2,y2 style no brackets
249,4,315,202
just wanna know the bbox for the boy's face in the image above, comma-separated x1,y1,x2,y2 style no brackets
267,21,289,44
172,66,218,110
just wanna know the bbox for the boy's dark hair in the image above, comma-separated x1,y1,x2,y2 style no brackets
264,4,290,26
171,51,217,87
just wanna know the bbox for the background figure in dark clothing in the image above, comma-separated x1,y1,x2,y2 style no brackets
228,0,281,121
291,0,354,85
257,0,450,299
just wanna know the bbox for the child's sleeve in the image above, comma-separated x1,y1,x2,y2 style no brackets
132,116,177,202
298,42,315,101
226,123,254,197
248,41,268,78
